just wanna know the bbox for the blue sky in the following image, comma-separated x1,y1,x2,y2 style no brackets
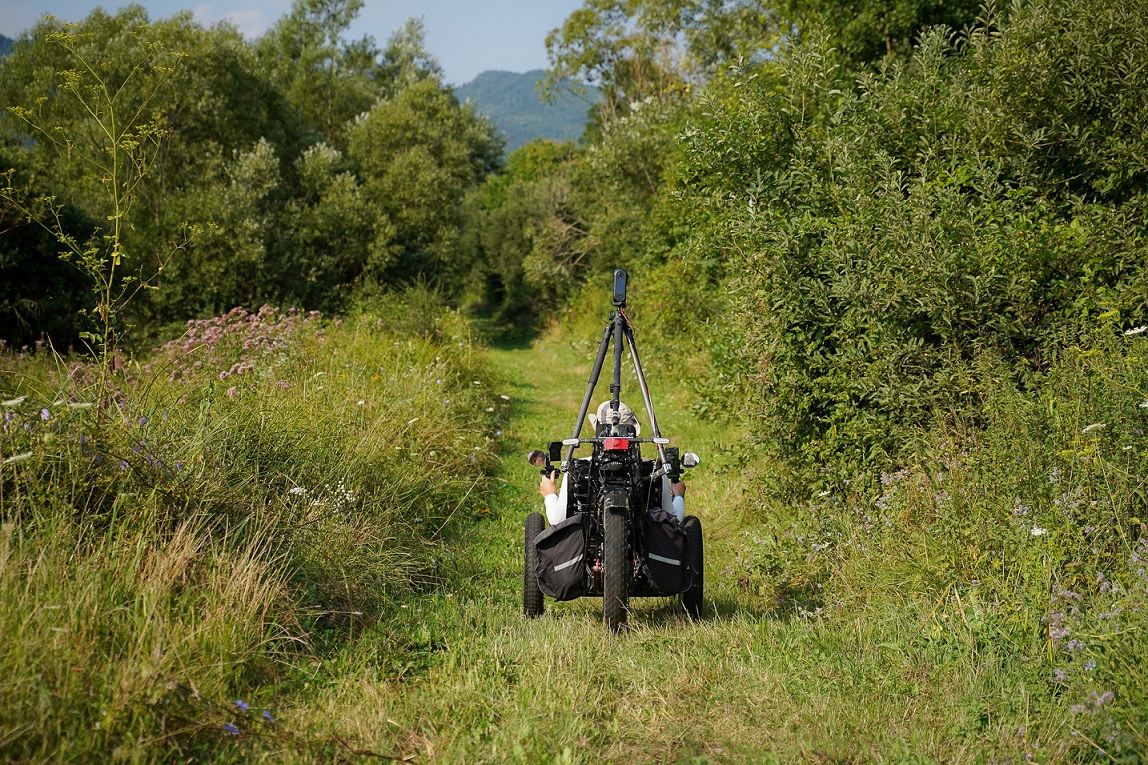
0,0,586,85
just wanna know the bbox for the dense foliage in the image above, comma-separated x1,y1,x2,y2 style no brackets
0,2,501,347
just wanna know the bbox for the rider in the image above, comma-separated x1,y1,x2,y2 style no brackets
539,400,686,525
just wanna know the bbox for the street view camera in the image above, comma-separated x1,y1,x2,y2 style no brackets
612,269,628,308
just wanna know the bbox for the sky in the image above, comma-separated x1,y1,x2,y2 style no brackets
0,0,586,85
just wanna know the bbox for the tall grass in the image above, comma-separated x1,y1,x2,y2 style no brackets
0,295,501,760
739,320,1148,759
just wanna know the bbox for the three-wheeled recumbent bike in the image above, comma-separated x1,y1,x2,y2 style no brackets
523,269,703,632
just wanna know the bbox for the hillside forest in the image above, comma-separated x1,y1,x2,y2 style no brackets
2,0,1148,761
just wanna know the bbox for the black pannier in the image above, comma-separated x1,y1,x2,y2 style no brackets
641,509,691,594
534,514,586,600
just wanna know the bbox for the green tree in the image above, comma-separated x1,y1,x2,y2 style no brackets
0,15,189,365
347,78,503,285
544,0,779,119
256,0,383,146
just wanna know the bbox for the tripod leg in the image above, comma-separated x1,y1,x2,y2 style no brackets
623,322,668,465
566,319,613,465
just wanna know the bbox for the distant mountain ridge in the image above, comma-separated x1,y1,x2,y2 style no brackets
455,69,598,153
0,34,14,57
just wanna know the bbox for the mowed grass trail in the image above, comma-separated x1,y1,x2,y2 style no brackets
298,337,1026,764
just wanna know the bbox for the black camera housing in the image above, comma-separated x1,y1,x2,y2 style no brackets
612,269,628,307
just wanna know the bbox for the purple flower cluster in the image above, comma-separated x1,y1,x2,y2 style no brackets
149,306,320,385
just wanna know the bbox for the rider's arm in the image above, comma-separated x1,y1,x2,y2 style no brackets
540,473,565,525
671,481,686,522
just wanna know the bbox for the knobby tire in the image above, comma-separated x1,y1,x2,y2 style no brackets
523,512,544,617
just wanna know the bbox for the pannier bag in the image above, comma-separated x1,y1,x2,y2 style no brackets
641,509,691,594
534,514,586,600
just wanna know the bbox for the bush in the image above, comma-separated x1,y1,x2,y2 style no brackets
682,0,1148,495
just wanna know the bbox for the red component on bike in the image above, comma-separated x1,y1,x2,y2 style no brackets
603,438,630,451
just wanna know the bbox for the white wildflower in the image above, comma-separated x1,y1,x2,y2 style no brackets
1031,526,1048,537
817,490,830,497
500,395,510,400
288,487,307,496
1140,400,1148,409
1082,423,1107,434
357,400,365,406
1124,326,1147,336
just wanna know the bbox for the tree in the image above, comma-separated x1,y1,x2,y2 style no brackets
0,14,189,365
347,79,503,284
256,0,383,146
544,0,779,119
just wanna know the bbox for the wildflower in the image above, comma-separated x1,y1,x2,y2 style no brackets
486,407,494,412
500,395,510,400
262,710,274,723
224,723,240,735
118,460,129,471
2,452,34,464
277,381,290,389
1081,423,1107,434
1085,661,1096,671
1063,639,1084,652
817,490,830,497
495,429,502,436
1070,704,1088,714
40,408,50,421
1053,669,1067,682
1031,526,1048,536
235,699,249,711
288,487,307,496
225,387,238,398
1091,690,1114,706
357,400,365,406
1124,326,1147,335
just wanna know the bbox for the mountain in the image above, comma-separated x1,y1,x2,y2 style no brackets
455,70,599,153
0,34,14,57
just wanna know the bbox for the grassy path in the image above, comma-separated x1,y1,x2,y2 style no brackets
304,337,997,764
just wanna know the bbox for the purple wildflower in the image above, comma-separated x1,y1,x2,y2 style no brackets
262,710,274,723
1085,661,1096,671
224,723,239,735
40,408,49,421
235,699,249,711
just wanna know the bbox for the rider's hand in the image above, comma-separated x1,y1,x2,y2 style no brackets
671,481,686,498
539,474,558,497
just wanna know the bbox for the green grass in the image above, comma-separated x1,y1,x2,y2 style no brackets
3,309,1145,762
